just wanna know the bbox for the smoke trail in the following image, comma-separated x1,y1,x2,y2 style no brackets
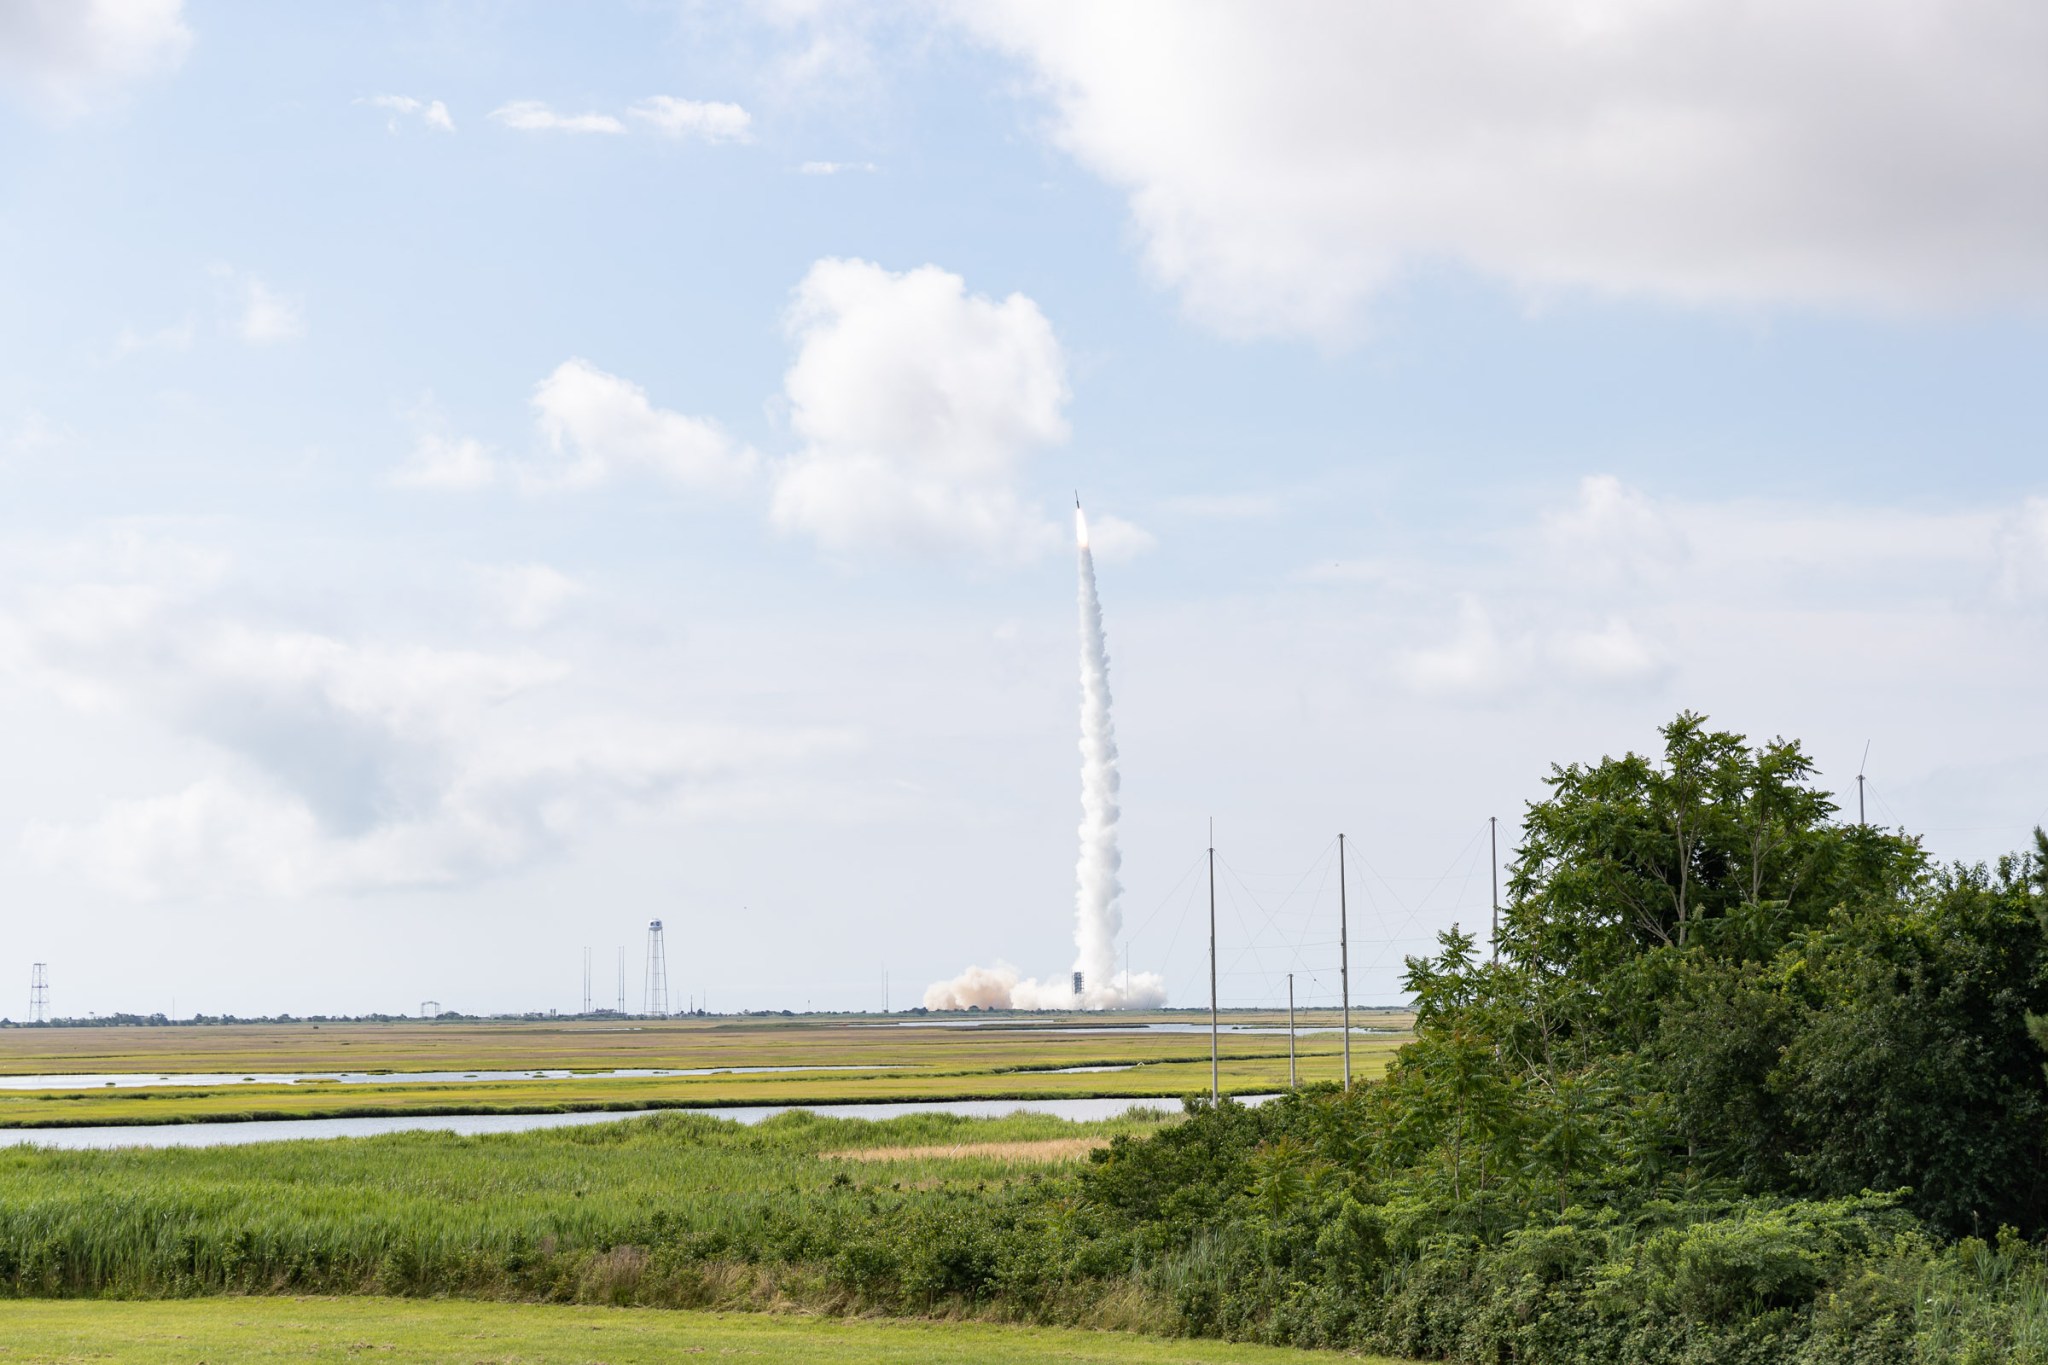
924,505,1165,1011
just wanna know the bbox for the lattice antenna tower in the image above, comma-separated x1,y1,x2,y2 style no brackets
581,947,592,1014
28,964,49,1024
643,920,669,1017
616,947,626,1012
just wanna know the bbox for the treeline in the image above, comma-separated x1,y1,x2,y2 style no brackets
1064,714,2048,1361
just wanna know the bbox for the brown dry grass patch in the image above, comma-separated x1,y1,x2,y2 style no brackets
822,1137,1110,1164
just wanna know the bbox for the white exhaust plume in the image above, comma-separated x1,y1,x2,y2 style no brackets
925,502,1167,1011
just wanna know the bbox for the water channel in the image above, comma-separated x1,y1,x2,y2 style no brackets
0,1094,1278,1151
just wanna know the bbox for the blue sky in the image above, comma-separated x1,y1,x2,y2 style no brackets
2,0,2046,1018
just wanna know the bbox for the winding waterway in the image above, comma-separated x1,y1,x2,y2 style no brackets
0,1094,1280,1151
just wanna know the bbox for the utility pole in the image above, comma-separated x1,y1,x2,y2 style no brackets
1208,819,1219,1105
1858,741,1870,827
1339,832,1352,1092
1490,816,1500,963
1287,972,1297,1090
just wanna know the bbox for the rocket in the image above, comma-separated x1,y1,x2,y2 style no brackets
1074,492,1089,549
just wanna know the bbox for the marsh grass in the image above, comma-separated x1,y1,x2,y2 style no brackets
0,1014,1407,1129
0,1107,1168,1318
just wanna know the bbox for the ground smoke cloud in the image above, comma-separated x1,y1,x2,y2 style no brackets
925,508,1167,1011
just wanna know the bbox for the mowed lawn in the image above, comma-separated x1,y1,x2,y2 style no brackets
0,1297,1407,1364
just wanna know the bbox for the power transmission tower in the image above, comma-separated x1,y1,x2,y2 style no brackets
643,920,669,1017
28,964,48,1024
616,947,626,1012
581,947,592,1014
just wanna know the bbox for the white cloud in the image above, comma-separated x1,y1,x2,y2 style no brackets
770,258,1073,559
3,531,855,900
1084,513,1155,562
953,2,2048,336
1546,617,1670,687
1398,596,1523,699
1,410,79,465
0,0,190,119
528,359,755,491
473,563,584,630
1377,475,2028,705
1542,474,1685,586
390,433,497,491
236,277,304,345
1997,497,2048,600
799,159,877,175
490,100,625,135
630,95,752,141
363,94,454,133
113,318,196,356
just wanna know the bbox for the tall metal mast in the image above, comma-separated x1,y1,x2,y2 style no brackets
1339,832,1352,1091
1287,972,1297,1090
1490,815,1500,963
1208,819,1219,1104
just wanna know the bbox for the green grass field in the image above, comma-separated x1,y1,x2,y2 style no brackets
0,1012,1409,1128
0,1296,1407,1363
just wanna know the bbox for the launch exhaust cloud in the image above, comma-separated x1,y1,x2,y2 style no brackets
925,501,1168,1012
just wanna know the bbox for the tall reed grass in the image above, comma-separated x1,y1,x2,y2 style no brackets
0,1107,1169,1323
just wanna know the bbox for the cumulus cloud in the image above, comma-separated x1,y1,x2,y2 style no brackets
1083,514,1155,562
3,531,852,899
390,432,496,491
952,2,2048,336
1398,596,1522,699
0,410,77,466
473,562,583,630
630,95,751,141
769,258,1076,559
490,100,625,135
363,93,454,133
1997,498,2048,600
799,160,877,175
528,359,755,491
1543,474,1686,586
1545,617,1670,688
1378,475,2026,704
112,318,196,356
0,0,190,119
235,277,304,345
